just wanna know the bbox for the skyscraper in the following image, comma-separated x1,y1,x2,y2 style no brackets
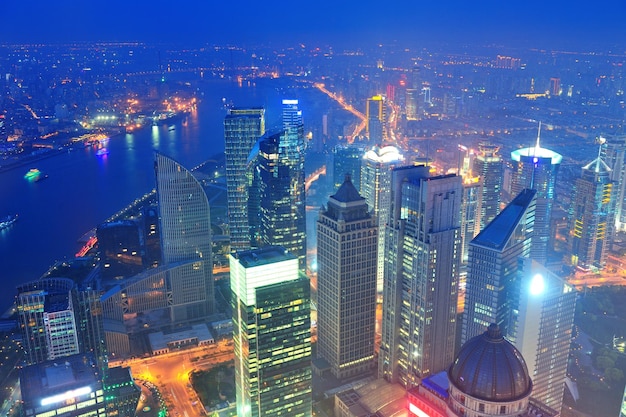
601,133,626,231
366,95,386,143
155,152,214,321
461,189,537,344
510,123,562,264
473,142,503,230
515,258,576,413
379,165,462,387
360,145,404,293
569,147,616,270
256,107,307,271
316,175,377,380
231,247,311,417
224,107,265,252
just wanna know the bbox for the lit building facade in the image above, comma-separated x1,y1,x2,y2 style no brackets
360,145,404,293
462,189,536,344
473,142,503,231
333,145,365,192
515,258,576,413
569,151,616,270
366,95,386,143
256,128,307,272
155,152,214,321
224,107,265,252
602,134,626,231
510,125,562,264
231,247,311,417
379,165,462,387
316,175,377,380
20,353,107,417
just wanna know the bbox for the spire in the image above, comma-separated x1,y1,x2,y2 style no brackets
535,121,542,150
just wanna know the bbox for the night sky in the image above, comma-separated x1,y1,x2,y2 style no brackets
3,0,626,48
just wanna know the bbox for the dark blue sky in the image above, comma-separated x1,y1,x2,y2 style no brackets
3,0,625,49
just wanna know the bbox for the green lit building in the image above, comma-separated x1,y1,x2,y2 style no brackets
230,247,312,417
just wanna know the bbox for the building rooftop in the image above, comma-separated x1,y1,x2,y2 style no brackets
148,323,214,352
233,246,296,268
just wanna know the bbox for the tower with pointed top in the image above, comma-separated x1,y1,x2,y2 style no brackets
316,175,378,380
510,122,562,264
569,142,616,269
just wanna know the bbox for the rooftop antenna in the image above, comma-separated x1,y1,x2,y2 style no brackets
530,121,542,189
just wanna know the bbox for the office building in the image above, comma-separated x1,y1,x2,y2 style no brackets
104,366,142,417
97,220,144,280
510,123,562,264
231,247,311,417
462,189,536,344
316,175,377,380
333,145,365,192
20,353,107,417
366,95,386,143
473,142,503,230
569,148,616,270
601,133,626,231
360,145,404,293
407,324,557,417
405,89,419,120
224,107,265,251
256,127,307,272
155,152,214,321
515,258,576,413
379,166,462,387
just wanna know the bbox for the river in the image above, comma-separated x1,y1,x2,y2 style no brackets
0,77,314,311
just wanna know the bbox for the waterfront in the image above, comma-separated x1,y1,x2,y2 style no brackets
0,78,300,311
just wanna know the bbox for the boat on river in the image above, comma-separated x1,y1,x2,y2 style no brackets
0,214,18,231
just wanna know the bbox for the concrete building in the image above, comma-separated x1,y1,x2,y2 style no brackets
316,175,377,380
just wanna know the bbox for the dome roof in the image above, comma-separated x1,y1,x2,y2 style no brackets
448,324,532,402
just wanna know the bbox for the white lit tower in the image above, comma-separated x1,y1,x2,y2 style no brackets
515,258,576,413
510,122,562,264
601,133,626,231
379,165,462,387
360,145,404,294
231,247,311,417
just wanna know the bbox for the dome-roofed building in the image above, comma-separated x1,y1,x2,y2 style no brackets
407,324,558,417
447,324,533,416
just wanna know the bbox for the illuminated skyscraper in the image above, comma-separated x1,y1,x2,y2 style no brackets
473,142,503,230
231,247,311,417
461,189,536,344
257,129,307,272
155,152,214,321
510,123,562,264
405,89,419,120
601,133,626,231
379,166,462,387
366,95,386,142
569,147,616,269
515,258,576,413
316,175,377,380
224,107,265,251
360,145,404,293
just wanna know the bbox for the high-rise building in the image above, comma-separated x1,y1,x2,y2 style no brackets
461,189,537,344
405,89,419,120
316,175,377,380
97,220,145,280
256,128,307,272
550,77,561,96
231,247,311,417
224,107,266,252
510,124,562,264
601,133,626,231
515,258,576,413
155,152,214,321
569,148,616,270
332,145,365,192
379,165,462,387
20,353,107,417
366,95,386,143
360,145,404,293
473,142,503,231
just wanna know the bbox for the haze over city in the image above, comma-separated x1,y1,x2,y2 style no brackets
1,2,626,417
